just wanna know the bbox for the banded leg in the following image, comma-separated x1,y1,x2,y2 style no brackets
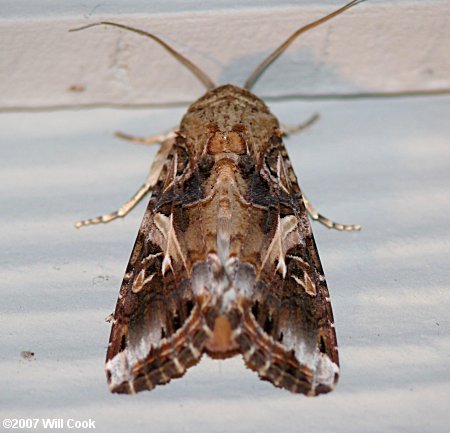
75,137,175,228
281,113,320,136
115,130,176,146
303,194,361,232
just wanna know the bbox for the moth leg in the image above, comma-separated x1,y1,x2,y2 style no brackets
303,194,361,232
75,183,151,228
281,113,320,136
75,138,175,229
115,130,176,146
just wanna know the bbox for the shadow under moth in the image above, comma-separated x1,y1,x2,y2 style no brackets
73,0,363,396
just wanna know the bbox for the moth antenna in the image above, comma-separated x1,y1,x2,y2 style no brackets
69,22,216,91
244,0,366,90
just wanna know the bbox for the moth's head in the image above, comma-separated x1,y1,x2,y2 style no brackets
189,84,269,112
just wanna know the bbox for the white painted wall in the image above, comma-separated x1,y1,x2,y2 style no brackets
1,0,449,109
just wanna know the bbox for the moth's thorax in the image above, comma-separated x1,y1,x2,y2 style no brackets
180,84,279,159
207,130,247,155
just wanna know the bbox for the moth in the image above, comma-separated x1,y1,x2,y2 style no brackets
73,0,363,396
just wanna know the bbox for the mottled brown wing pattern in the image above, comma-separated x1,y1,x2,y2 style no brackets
105,137,210,394
236,134,339,395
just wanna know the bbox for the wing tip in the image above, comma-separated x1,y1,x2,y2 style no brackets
237,311,340,397
242,347,339,397
105,328,208,395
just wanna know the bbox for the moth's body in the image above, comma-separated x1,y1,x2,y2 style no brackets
106,85,339,395
179,85,279,354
